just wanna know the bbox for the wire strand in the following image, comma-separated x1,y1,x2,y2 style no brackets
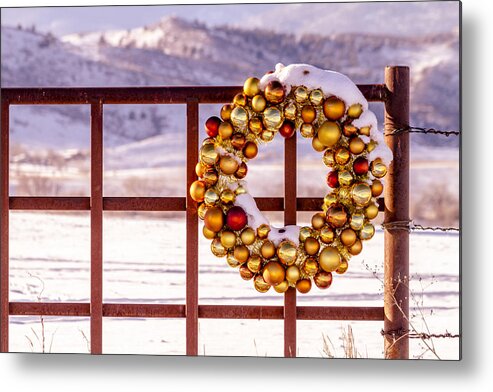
386,126,460,137
381,220,459,233
381,329,460,339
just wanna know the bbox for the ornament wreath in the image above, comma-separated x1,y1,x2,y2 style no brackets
190,63,393,294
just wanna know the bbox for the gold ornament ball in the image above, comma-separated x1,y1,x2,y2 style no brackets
360,223,375,240
284,102,297,120
314,271,333,289
218,121,234,140
190,180,207,202
350,213,365,231
231,133,246,150
263,261,286,286
349,137,366,155
324,193,337,207
264,80,285,104
220,104,233,121
312,137,326,152
204,206,224,232
367,140,377,152
319,247,341,272
320,226,335,243
294,86,309,103
202,225,216,240
247,254,262,273
273,280,290,293
251,94,267,112
309,89,324,106
257,224,271,239
233,92,247,107
338,171,354,187
322,150,336,168
195,162,207,177
336,260,349,274
371,180,384,197
285,265,301,284
302,257,319,277
304,237,320,256
348,239,363,255
318,121,341,147
296,279,312,294
371,160,387,178
226,252,241,268
204,188,219,206
261,240,276,259
220,189,236,204
347,103,363,119
335,147,350,165
219,155,239,175
301,105,317,123
220,230,237,249
300,123,315,138
365,204,379,220
243,77,261,97
323,96,346,120
240,227,256,246
263,107,283,129
235,162,248,179
197,203,208,220
243,141,258,159
235,185,247,195
299,226,313,242
277,240,298,265
359,126,371,136
249,117,263,134
326,204,348,228
230,107,249,129
254,274,271,293
312,212,326,230
234,245,250,263
340,228,357,247
239,264,255,280
202,170,218,186
260,129,275,142
211,238,227,257
351,183,372,207
200,143,219,166
343,124,358,137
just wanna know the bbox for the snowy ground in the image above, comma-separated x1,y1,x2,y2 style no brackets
8,211,459,359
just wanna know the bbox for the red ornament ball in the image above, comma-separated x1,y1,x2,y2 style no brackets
353,157,369,175
279,120,296,138
326,171,339,188
226,206,248,231
205,116,221,137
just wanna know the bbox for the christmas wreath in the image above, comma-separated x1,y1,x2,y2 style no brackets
190,63,392,294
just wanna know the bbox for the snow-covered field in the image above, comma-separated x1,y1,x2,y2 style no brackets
8,211,459,359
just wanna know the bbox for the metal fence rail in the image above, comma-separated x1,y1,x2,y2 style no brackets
0,66,410,357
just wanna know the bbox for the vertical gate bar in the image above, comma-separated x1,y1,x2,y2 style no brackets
284,132,297,357
0,100,9,352
383,66,410,359
186,99,199,355
90,101,103,354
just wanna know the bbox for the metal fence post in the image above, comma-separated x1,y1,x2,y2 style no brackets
383,66,410,359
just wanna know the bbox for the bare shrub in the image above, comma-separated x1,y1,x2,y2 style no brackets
16,174,62,196
411,184,459,227
122,176,167,197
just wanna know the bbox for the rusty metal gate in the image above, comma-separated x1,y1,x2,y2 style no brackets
0,66,410,358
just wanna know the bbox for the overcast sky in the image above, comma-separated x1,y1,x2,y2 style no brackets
0,2,459,37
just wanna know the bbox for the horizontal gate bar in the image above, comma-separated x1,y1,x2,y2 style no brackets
1,85,387,105
9,197,385,212
9,302,384,321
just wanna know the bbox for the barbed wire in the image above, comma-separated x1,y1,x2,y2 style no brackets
381,220,460,233
386,126,460,137
381,329,460,340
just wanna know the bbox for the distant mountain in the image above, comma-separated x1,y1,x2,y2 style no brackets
1,16,459,154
